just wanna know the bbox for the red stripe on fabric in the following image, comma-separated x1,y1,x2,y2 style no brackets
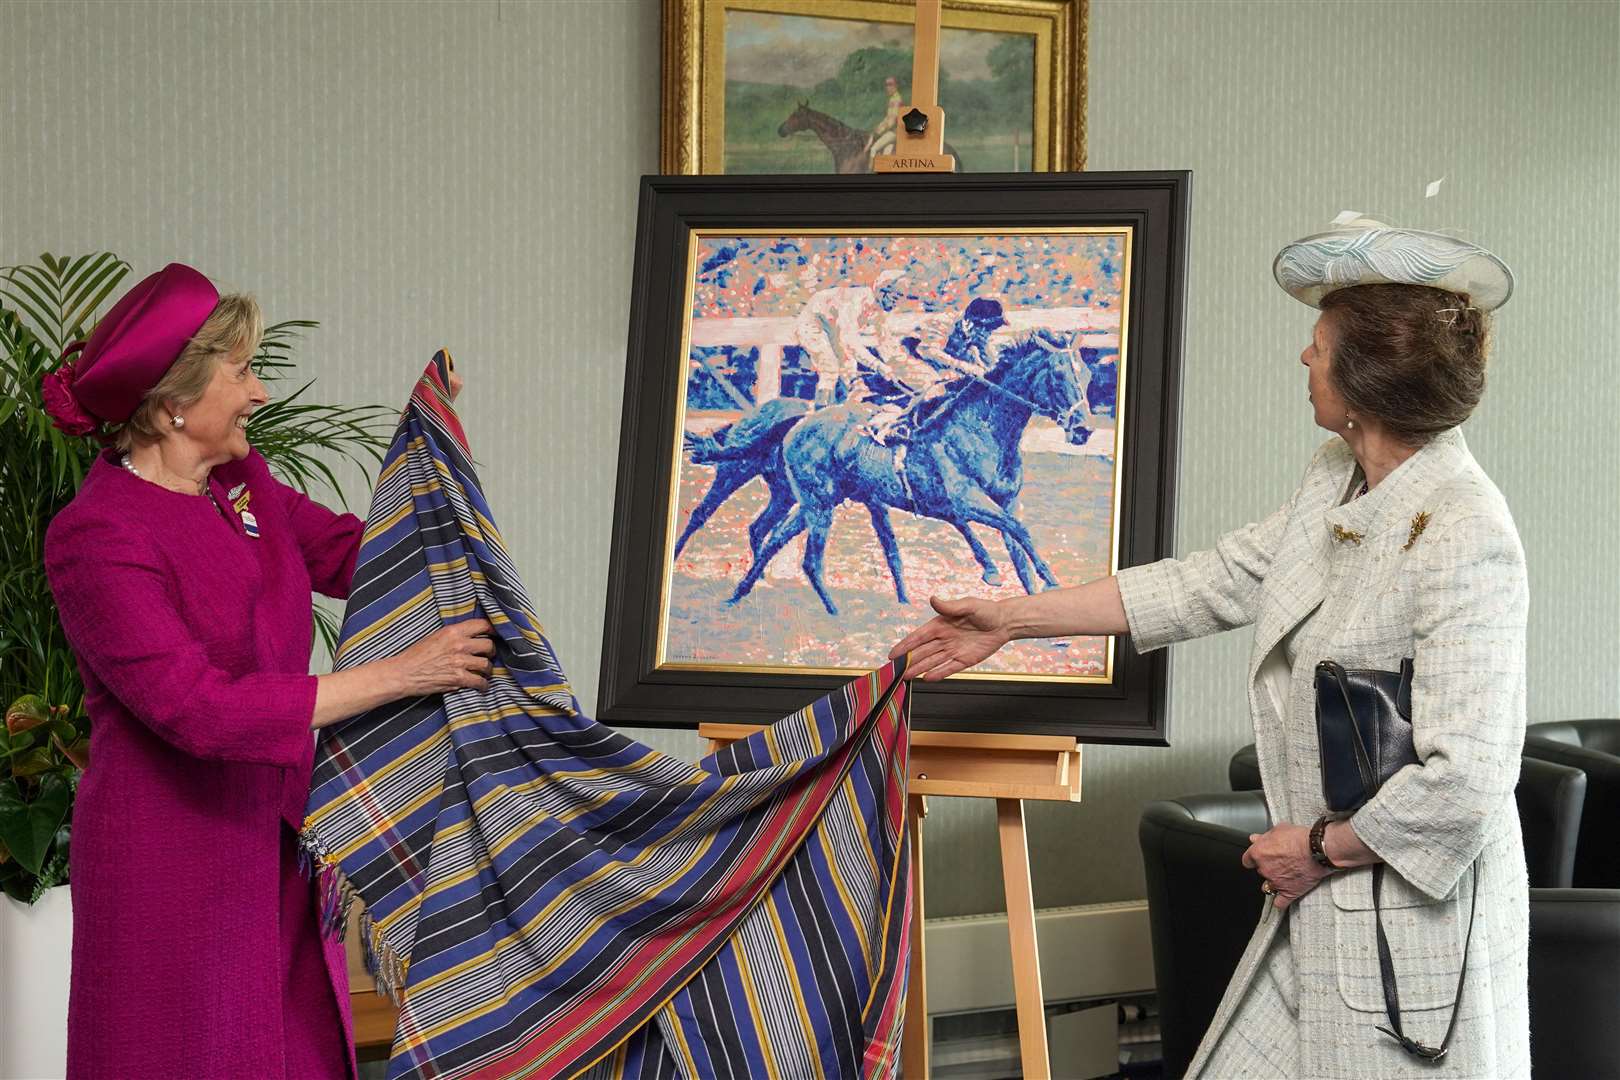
465,667,905,1080
412,352,469,454
865,870,912,1071
327,743,429,890
480,757,860,1079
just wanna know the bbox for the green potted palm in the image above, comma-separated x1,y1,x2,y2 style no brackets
0,253,392,1075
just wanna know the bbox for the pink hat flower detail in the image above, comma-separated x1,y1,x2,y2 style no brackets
41,345,99,437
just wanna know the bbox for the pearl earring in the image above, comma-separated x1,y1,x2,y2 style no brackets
170,415,185,429
1345,415,1355,431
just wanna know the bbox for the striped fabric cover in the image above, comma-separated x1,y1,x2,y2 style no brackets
301,353,913,1080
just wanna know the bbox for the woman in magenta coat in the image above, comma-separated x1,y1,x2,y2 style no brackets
41,264,495,1078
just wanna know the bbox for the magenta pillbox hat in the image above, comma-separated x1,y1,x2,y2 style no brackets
41,262,219,435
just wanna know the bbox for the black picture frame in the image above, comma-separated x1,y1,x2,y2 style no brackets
599,172,1190,744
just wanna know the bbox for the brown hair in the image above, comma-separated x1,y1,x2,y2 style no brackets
112,294,263,453
1319,283,1491,446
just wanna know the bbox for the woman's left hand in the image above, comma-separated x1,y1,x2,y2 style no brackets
449,366,465,401
1242,824,1333,910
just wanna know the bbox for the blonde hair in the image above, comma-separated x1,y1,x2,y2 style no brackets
112,294,264,453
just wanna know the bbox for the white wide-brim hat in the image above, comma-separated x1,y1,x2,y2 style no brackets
1273,218,1514,311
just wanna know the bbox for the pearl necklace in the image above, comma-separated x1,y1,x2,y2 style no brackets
120,453,223,513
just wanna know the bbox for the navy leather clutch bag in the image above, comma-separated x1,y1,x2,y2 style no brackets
1314,658,1418,814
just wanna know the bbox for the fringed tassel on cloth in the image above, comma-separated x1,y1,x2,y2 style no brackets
297,830,408,1003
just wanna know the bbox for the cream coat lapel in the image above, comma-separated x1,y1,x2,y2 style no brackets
1242,444,1353,827
1248,445,1356,684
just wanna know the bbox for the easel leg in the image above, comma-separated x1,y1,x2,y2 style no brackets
998,798,1049,1079
902,794,929,1078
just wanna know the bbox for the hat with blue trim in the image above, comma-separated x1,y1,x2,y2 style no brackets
1273,217,1513,311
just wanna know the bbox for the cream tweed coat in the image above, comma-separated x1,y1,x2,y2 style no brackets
1117,429,1530,1079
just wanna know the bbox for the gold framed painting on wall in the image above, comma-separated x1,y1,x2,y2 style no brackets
661,0,1088,175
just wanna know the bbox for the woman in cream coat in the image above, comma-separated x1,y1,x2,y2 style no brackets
892,220,1529,1079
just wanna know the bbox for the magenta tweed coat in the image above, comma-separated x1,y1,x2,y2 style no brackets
45,448,365,1079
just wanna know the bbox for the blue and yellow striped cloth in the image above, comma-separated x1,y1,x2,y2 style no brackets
302,353,912,1079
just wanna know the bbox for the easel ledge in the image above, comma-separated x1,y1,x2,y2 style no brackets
700,725,1081,802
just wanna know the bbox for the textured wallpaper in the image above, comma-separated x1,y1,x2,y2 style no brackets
4,0,1615,917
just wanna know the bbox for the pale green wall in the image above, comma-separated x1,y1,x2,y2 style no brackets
1032,0,1620,912
4,0,1615,917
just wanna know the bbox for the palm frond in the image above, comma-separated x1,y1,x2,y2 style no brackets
0,254,130,358
0,269,61,353
60,254,128,337
254,320,321,379
314,606,343,659
249,376,394,508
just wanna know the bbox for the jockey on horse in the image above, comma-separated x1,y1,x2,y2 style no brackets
859,295,1009,447
799,268,1008,445
797,269,907,408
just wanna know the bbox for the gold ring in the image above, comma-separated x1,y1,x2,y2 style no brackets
1261,880,1274,895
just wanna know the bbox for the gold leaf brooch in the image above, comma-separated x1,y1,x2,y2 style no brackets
1403,511,1431,552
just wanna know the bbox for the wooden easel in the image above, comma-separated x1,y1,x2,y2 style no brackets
713,4,1083,1075
872,0,956,175
701,725,1081,1079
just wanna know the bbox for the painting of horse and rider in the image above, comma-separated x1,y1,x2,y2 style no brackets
661,229,1130,680
661,0,1087,175
719,7,1040,174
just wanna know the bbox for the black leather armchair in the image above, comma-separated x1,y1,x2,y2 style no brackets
1523,719,1620,886
1528,888,1620,1076
1515,757,1585,888
1228,743,1261,792
1227,744,1585,888
1139,792,1269,1079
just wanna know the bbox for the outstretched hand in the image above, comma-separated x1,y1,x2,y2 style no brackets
889,595,1011,681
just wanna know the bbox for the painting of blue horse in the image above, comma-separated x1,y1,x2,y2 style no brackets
664,229,1129,681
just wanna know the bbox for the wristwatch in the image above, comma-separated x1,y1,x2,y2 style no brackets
1309,815,1343,870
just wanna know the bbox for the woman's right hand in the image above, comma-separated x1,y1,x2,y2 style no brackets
394,618,496,695
889,595,1012,681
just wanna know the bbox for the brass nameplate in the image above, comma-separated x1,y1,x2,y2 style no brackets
873,153,957,173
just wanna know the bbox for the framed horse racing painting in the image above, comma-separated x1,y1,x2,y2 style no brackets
600,172,1189,742
660,0,1087,175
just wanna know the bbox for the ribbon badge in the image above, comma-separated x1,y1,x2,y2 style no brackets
233,486,260,539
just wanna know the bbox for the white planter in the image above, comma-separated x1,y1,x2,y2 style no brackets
0,886,71,1080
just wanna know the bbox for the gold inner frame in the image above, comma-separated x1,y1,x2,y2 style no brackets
655,224,1134,684
661,0,1088,175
